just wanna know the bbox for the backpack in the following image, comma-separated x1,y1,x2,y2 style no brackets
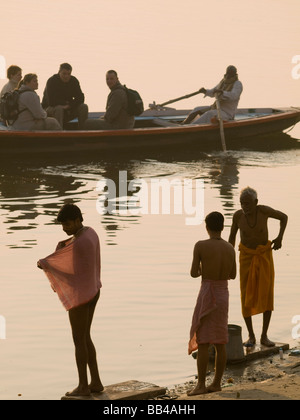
0,89,26,124
124,85,144,116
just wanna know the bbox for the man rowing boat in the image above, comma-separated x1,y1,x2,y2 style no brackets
183,65,243,125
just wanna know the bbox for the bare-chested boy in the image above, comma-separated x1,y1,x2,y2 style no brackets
187,212,236,396
229,187,288,347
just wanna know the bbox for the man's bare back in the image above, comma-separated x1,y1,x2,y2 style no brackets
188,211,236,397
191,237,236,281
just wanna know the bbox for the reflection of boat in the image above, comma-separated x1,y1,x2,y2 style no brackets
0,107,299,154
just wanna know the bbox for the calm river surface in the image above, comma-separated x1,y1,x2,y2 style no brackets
0,129,299,399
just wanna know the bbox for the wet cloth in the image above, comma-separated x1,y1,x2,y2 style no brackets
239,241,274,318
188,279,229,355
39,227,101,311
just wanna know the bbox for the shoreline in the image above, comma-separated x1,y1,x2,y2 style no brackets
158,345,300,400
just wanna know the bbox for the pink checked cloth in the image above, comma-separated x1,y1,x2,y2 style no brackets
188,279,229,354
39,227,101,310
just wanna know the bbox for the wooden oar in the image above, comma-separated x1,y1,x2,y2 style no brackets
150,89,202,109
214,95,227,152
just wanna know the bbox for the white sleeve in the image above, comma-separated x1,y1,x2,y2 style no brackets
222,81,243,101
204,85,218,98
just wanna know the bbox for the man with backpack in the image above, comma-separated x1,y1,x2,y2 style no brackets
84,70,140,130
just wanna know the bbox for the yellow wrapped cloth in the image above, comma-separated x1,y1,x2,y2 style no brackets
239,241,274,318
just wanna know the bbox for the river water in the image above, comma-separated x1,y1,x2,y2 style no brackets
0,127,299,400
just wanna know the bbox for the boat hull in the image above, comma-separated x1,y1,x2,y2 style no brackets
0,107,299,155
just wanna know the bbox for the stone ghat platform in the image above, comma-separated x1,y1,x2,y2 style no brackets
61,343,290,400
192,342,290,364
61,380,167,400
242,342,289,363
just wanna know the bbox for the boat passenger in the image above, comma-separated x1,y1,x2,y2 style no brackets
11,73,62,131
84,70,135,130
42,63,88,129
0,65,22,97
183,65,243,125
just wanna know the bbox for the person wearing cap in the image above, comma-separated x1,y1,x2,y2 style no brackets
182,65,243,124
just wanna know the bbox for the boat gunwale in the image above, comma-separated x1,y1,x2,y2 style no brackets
0,107,299,140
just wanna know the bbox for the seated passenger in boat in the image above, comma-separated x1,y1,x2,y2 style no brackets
12,74,62,131
84,70,134,130
183,65,243,125
0,65,22,96
42,63,88,129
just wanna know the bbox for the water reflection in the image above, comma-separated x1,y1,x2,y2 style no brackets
0,131,298,248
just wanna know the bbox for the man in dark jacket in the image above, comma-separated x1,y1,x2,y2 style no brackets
42,63,88,129
84,70,134,130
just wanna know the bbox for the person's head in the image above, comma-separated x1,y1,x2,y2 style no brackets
225,65,237,78
56,203,83,236
18,73,38,90
205,211,224,233
240,187,258,215
106,70,119,90
7,65,22,83
58,63,72,83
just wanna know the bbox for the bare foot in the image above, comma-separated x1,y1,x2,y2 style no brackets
89,382,104,393
243,336,256,347
207,384,222,393
187,385,208,396
65,386,91,397
260,336,275,347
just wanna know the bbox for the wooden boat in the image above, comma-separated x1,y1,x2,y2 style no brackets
0,107,299,155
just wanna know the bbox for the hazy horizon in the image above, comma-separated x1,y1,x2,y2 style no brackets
0,0,299,111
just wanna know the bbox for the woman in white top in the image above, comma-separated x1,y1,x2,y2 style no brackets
12,73,62,131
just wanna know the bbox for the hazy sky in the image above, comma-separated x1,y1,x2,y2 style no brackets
0,0,299,110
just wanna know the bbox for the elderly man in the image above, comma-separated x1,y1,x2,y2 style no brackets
229,187,288,347
84,70,134,130
183,65,243,125
42,63,88,129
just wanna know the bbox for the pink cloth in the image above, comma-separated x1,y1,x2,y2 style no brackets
39,227,101,311
188,279,229,354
